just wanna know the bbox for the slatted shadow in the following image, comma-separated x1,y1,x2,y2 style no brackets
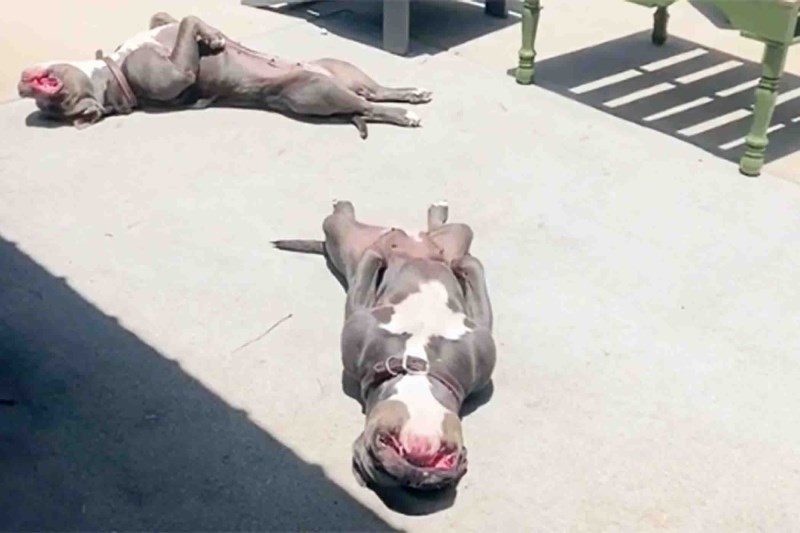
533,32,800,165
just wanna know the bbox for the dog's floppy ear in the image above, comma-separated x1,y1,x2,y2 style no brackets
70,98,105,129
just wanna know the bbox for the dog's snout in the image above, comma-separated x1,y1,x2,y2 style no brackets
21,67,48,83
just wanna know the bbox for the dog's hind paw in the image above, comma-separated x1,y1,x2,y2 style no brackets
404,111,422,127
410,88,433,104
200,32,226,51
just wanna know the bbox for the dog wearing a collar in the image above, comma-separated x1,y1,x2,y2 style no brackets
274,201,496,491
17,13,430,137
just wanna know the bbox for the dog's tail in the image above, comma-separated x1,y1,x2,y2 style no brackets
272,239,325,255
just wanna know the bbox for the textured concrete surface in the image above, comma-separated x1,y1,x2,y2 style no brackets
2,2,800,531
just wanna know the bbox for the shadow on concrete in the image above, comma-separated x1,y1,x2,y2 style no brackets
25,111,72,129
25,102,416,140
0,235,398,532
529,31,800,165
370,483,458,516
247,0,518,57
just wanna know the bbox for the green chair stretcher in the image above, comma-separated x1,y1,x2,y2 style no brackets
514,0,800,177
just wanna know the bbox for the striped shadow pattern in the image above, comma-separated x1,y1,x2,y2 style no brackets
533,32,800,165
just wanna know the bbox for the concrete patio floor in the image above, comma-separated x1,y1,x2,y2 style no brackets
2,1,800,531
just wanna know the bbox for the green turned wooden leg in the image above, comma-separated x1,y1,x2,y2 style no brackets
516,0,541,85
740,42,789,177
652,6,669,45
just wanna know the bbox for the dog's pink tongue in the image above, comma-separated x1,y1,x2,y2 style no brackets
405,451,437,468
35,78,61,95
403,436,434,465
403,436,446,468
402,436,459,470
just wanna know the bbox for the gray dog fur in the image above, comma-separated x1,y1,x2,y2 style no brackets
275,201,496,491
17,13,432,137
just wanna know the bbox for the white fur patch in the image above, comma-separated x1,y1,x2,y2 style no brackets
36,60,105,79
391,374,448,442
36,26,174,86
110,25,172,60
379,280,471,363
73,60,106,79
405,110,421,125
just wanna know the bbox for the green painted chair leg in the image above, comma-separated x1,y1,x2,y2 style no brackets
516,0,542,85
740,41,789,177
652,6,669,45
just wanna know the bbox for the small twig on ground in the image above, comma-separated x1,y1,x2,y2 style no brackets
231,313,293,354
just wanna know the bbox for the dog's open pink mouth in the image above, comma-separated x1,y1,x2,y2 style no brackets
21,69,62,95
377,432,459,470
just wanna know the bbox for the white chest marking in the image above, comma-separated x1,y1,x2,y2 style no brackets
36,60,106,79
391,375,448,439
109,25,172,61
379,280,471,362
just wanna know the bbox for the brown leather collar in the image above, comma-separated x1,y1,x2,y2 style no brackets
363,355,466,406
101,56,137,113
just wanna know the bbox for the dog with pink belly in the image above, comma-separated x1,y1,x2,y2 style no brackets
275,201,496,491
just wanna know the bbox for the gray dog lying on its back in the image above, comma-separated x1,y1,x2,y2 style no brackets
17,12,431,137
275,201,496,491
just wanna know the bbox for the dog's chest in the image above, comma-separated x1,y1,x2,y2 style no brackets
377,281,471,362
110,25,174,61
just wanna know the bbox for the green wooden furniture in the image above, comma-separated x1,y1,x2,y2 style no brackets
515,0,800,176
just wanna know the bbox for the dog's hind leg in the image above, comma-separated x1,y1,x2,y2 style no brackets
311,58,432,104
429,223,474,265
427,201,449,230
149,12,178,29
278,72,422,137
360,105,421,128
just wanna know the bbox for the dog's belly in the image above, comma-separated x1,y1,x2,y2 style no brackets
194,47,310,100
372,228,445,263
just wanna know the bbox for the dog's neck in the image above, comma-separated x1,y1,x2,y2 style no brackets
366,375,461,415
68,58,135,114
100,56,138,113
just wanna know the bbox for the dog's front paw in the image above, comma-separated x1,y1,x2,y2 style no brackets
404,110,422,128
200,32,226,51
410,88,433,104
